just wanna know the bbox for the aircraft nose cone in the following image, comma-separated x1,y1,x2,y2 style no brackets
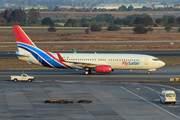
159,61,165,67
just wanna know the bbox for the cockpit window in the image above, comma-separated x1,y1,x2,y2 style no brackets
153,58,159,61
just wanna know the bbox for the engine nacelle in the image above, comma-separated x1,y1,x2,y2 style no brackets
96,65,111,73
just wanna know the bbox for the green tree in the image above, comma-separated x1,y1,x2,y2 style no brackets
54,6,59,11
141,16,153,26
113,17,122,25
98,22,103,27
133,25,148,34
28,8,39,24
65,18,73,27
82,21,91,27
127,5,133,11
3,8,13,22
122,18,133,26
66,23,72,27
94,14,114,23
155,18,163,24
41,17,54,26
90,23,102,32
141,6,147,11
125,13,150,21
85,28,90,34
118,5,127,11
74,22,79,27
10,9,26,23
0,11,3,18
133,16,141,25
48,27,57,32
107,25,121,31
162,15,168,26
165,26,172,32
81,17,86,24
168,16,175,24
176,17,180,24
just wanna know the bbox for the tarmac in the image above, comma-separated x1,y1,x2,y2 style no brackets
0,81,180,120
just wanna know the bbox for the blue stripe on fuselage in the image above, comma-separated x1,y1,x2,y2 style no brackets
17,43,66,68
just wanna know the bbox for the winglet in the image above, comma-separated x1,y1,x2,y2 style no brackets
56,51,65,62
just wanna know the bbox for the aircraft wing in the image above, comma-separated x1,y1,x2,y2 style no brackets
66,61,106,68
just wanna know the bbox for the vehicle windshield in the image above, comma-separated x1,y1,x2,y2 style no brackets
166,93,176,97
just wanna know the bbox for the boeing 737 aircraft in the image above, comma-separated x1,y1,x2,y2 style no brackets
13,25,165,75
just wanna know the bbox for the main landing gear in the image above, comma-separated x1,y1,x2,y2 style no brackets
147,71,151,75
84,68,91,75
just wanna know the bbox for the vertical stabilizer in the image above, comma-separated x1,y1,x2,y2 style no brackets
13,25,37,54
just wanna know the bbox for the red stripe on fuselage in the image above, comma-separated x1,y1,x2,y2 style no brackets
42,50,72,69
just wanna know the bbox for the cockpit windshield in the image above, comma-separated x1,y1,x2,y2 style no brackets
153,58,159,61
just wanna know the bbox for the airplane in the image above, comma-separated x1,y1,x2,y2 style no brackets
13,25,165,75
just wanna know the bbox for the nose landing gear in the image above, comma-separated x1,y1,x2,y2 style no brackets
147,71,151,75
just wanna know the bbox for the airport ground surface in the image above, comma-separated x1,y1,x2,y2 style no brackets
0,81,180,120
0,65,179,82
0,58,180,120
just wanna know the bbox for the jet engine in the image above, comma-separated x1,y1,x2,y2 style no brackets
96,65,111,73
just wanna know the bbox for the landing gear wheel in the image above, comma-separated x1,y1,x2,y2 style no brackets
85,71,89,75
147,71,151,75
84,68,91,75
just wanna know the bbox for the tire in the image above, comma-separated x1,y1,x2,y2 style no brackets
160,99,162,104
84,71,89,75
173,102,176,104
147,71,151,75
28,79,32,82
14,78,18,82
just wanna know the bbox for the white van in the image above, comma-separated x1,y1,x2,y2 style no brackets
160,90,176,104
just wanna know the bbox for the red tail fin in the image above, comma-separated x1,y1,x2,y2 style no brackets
13,25,36,47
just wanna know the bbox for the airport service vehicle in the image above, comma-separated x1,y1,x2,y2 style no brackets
13,25,165,75
160,90,176,104
10,74,34,82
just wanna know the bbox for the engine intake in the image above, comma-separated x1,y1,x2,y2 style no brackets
96,65,111,73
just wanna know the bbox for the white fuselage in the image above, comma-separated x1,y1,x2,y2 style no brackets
20,52,165,71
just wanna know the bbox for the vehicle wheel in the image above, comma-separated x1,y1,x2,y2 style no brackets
160,99,162,104
147,71,151,75
28,79,32,82
14,79,18,82
173,102,176,104
84,71,89,75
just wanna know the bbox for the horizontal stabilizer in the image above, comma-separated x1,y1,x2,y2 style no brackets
16,51,29,57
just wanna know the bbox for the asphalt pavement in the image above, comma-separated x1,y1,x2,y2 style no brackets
0,81,180,120
0,65,179,81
